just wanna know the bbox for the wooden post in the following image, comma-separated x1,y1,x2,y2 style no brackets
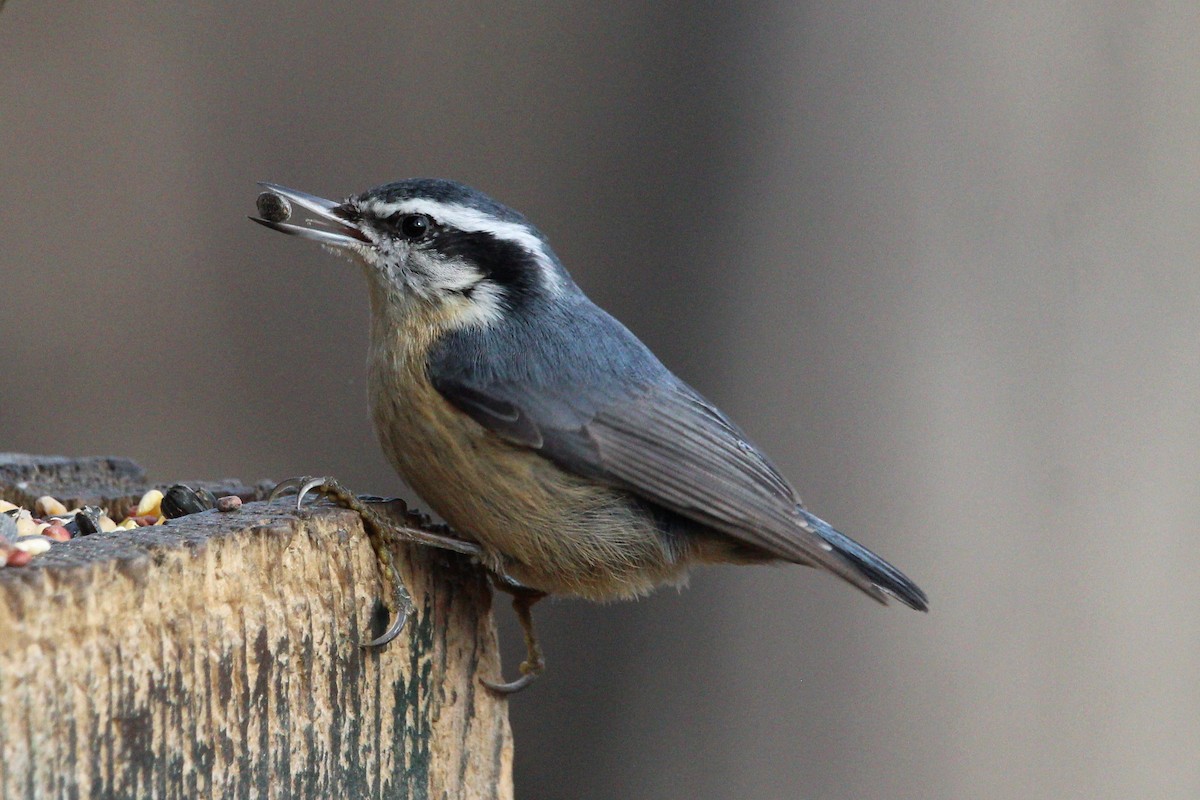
0,455,513,799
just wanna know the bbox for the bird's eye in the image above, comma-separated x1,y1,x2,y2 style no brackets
393,213,432,241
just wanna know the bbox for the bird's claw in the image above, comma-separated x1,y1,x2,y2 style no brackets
269,475,336,511
480,583,547,695
481,670,541,695
364,578,415,647
364,606,409,648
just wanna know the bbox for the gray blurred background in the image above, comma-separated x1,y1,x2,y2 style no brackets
2,3,1197,798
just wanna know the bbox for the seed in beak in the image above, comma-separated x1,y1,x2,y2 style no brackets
256,191,292,223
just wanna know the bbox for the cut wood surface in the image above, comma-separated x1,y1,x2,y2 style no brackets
0,455,513,800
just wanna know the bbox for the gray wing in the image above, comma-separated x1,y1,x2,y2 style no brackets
427,298,894,604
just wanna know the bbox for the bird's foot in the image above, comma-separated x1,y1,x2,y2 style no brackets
269,475,484,647
481,580,548,695
269,476,548,692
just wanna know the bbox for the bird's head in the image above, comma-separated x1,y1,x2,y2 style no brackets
253,179,572,330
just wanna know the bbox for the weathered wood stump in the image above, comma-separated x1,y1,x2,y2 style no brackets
0,455,513,799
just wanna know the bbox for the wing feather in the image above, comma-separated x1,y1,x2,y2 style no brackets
585,385,884,591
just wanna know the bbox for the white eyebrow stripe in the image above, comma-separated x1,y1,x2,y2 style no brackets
366,198,565,295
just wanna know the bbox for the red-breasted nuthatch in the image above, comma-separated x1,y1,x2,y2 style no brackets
252,179,927,692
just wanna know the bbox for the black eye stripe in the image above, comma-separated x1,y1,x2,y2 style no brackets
432,230,541,295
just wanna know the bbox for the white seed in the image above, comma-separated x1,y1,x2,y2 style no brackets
14,537,52,555
98,515,118,533
36,496,68,517
0,500,17,513
136,489,164,518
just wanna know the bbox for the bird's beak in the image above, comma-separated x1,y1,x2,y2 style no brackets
249,182,370,248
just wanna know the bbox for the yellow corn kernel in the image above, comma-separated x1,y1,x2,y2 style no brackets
136,489,164,518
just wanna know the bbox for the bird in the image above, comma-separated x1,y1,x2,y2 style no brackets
252,178,928,692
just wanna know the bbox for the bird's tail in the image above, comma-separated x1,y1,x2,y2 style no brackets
797,508,929,611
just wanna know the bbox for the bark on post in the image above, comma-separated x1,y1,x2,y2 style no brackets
0,455,513,799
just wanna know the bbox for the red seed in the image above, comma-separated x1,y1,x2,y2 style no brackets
216,495,242,512
130,515,158,527
44,525,71,542
7,550,32,567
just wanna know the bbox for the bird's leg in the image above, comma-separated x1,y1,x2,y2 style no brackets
481,578,548,695
270,476,486,647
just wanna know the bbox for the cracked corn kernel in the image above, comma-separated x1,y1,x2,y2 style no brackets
135,489,164,518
